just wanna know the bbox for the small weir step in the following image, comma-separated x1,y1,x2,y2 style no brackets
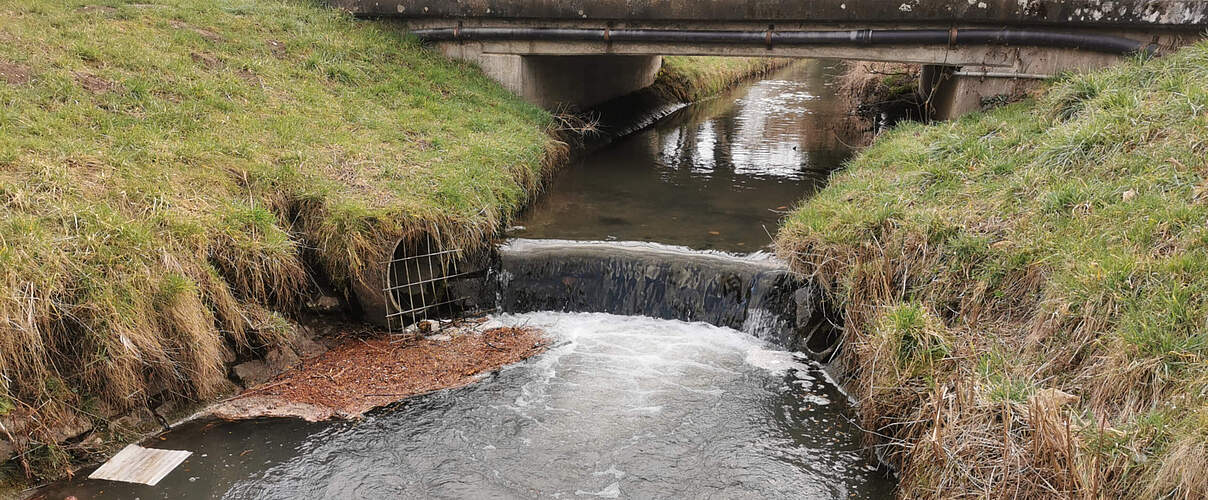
482,239,840,358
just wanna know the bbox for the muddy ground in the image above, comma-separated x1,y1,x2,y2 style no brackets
206,321,550,421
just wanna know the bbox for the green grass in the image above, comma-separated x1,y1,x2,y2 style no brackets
777,42,1208,498
0,0,556,478
0,0,784,482
653,56,790,102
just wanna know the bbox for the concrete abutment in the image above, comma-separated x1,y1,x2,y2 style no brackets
459,50,662,111
344,0,1208,115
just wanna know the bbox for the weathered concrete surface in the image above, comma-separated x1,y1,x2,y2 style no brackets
923,67,1041,119
916,43,1126,118
332,0,1208,115
336,0,1208,27
478,54,661,109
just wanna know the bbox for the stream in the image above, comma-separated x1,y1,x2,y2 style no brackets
34,61,894,498
36,313,891,499
514,61,856,252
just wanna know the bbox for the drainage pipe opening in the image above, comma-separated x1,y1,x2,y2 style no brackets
384,233,489,331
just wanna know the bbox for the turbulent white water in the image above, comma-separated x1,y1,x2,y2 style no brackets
40,312,891,499
216,312,891,498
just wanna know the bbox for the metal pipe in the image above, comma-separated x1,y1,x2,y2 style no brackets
952,70,1053,79
410,27,1155,55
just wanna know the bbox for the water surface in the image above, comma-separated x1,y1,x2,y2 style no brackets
36,313,891,499
32,61,895,500
515,62,855,252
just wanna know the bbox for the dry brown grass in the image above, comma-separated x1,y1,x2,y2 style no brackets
778,43,1208,498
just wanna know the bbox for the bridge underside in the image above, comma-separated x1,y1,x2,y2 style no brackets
422,29,1195,116
331,0,1208,115
474,53,663,111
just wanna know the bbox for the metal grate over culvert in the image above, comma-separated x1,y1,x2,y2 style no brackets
382,235,473,333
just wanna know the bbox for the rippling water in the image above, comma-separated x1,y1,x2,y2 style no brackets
35,61,894,500
38,313,892,498
514,61,855,252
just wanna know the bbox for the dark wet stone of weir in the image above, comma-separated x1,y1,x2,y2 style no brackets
468,239,838,357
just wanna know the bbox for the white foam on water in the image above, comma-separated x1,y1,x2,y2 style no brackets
743,347,811,375
484,311,830,434
501,238,781,263
575,481,620,498
489,311,813,382
800,394,831,406
592,466,625,479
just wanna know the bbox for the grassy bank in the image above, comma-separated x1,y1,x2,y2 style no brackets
0,0,556,478
652,56,791,103
777,42,1208,498
0,0,786,482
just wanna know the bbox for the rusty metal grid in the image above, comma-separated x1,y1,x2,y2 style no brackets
383,236,471,333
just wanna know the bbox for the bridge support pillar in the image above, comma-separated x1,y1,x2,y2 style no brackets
922,65,1047,119
472,53,662,111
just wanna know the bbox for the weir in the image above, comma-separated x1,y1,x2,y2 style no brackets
485,239,840,359
33,61,898,498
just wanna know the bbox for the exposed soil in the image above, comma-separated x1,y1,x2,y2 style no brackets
190,52,222,69
206,322,550,421
73,72,116,93
266,39,286,58
0,62,32,85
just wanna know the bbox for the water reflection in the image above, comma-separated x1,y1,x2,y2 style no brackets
515,61,857,251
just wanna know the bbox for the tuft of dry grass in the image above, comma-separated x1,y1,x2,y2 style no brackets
777,41,1208,498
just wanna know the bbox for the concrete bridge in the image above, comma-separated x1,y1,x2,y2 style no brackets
333,0,1208,116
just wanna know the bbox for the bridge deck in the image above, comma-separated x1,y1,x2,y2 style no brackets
334,0,1208,29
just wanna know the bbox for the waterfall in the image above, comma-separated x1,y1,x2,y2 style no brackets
475,239,834,356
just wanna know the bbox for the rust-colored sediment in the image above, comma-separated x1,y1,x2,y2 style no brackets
208,324,549,421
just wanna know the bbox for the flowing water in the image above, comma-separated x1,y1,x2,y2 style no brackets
514,61,856,252
37,313,891,499
34,60,895,498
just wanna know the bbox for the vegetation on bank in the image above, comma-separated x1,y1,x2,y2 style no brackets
0,0,556,479
777,42,1208,498
834,61,924,142
0,0,783,482
652,56,790,103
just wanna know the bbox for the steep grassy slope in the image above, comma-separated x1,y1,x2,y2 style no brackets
777,43,1208,498
0,0,556,476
